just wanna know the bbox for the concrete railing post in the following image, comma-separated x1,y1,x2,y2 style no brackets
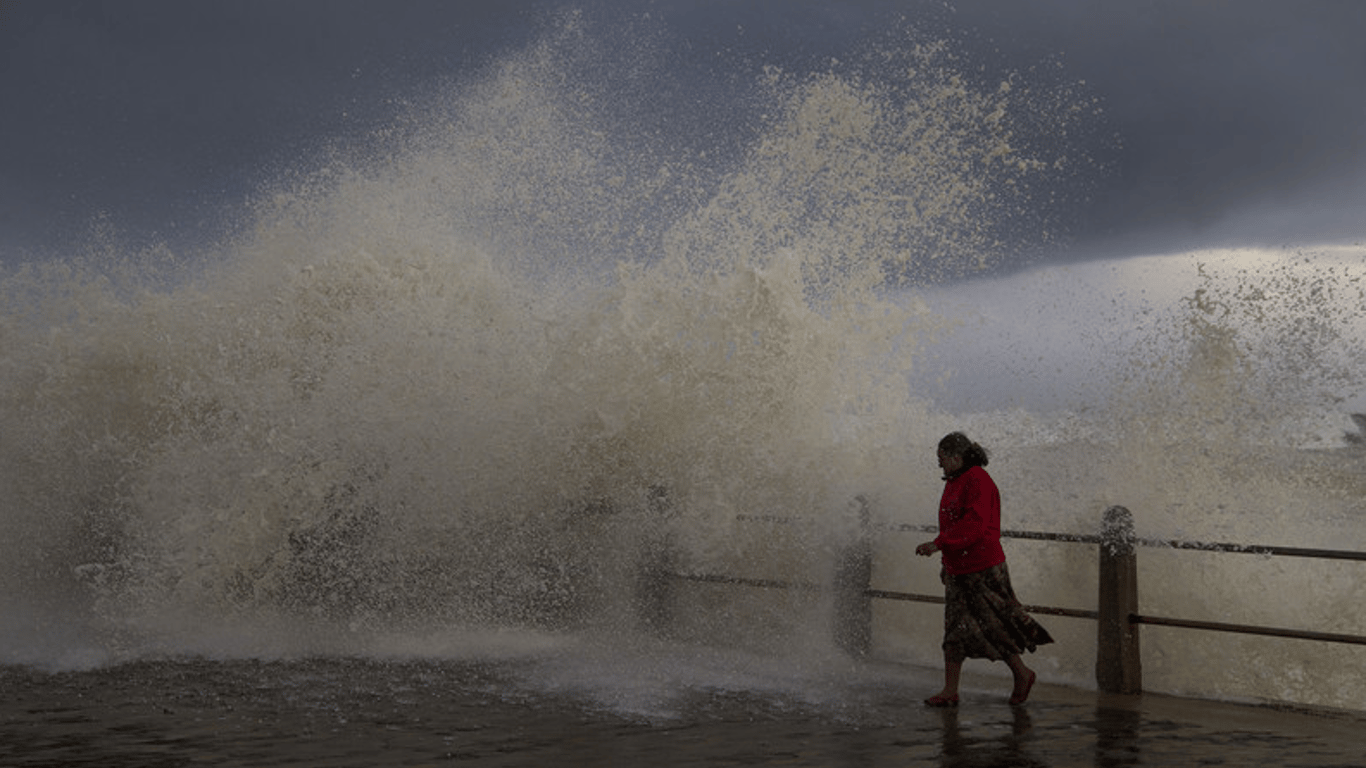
1097,505,1142,694
833,496,873,657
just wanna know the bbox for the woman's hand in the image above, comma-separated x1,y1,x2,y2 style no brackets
915,541,939,557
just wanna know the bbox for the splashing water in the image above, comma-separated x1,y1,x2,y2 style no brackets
2,16,1363,713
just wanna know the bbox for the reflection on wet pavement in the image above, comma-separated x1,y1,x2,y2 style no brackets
1,659,1362,767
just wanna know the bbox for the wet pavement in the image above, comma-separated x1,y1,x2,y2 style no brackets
2,658,1363,767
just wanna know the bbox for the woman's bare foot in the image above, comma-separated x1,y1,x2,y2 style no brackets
1009,670,1037,705
924,691,960,707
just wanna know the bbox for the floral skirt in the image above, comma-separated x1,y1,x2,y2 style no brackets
941,562,1055,663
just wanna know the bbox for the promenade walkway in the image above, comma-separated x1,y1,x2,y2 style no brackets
2,657,1362,767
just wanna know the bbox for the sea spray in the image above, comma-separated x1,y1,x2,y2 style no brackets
3,14,1362,713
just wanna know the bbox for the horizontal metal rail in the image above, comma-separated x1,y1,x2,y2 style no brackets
1132,614,1366,646
864,588,1100,620
671,572,823,593
891,523,1102,545
683,577,1102,621
894,522,1366,561
1024,603,1101,620
1132,539,1366,561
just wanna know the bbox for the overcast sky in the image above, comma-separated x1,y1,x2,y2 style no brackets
2,0,1363,420
3,0,1365,262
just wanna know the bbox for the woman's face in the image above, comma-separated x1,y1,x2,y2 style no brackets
937,449,963,475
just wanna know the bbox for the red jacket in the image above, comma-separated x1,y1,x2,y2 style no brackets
934,465,1006,575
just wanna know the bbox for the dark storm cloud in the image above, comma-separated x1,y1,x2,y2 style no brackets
2,0,1364,261
0,0,543,257
953,0,1366,254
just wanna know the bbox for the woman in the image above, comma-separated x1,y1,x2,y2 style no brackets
914,432,1054,706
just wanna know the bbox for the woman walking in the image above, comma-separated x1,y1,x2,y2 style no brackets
915,432,1054,706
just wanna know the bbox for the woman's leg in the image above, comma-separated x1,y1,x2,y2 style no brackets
926,654,963,704
1005,654,1036,704
942,658,963,696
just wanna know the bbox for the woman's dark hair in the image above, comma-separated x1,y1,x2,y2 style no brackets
939,432,989,469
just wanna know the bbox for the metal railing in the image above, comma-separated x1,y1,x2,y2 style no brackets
648,505,1366,695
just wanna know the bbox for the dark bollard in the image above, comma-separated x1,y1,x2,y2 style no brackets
636,485,677,637
833,496,873,657
1097,505,1142,694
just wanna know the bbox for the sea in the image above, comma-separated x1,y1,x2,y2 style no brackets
2,14,1364,764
